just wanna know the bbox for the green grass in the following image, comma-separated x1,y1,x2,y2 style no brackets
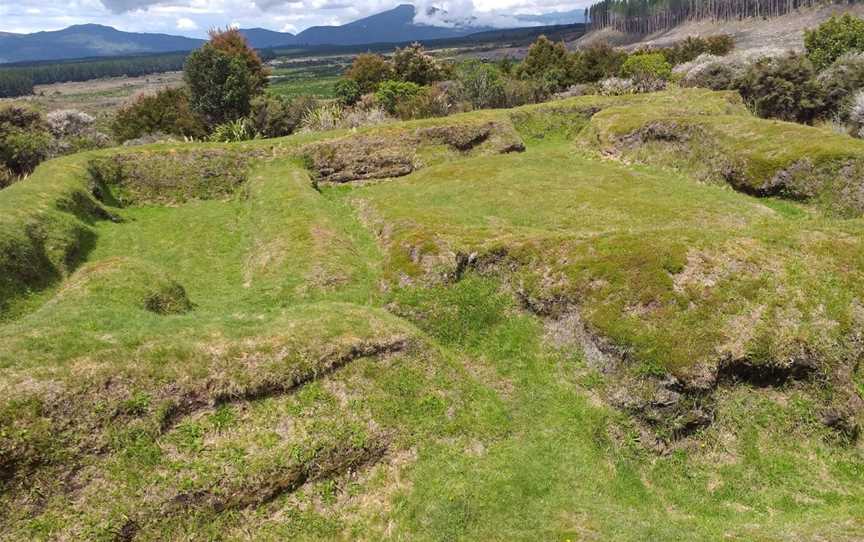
1,88,864,540
267,64,344,100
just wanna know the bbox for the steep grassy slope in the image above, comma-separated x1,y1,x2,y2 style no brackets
1,89,863,540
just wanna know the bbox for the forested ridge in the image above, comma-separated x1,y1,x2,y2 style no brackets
586,0,858,34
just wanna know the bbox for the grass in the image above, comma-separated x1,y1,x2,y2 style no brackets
1,88,863,540
267,64,345,100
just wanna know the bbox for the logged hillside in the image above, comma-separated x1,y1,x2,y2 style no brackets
2,89,864,540
579,3,864,51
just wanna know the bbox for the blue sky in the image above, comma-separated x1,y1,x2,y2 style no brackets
1,1,585,36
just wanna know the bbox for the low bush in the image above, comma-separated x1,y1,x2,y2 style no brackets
738,52,825,123
598,77,636,96
375,80,423,114
111,88,207,143
453,60,506,110
572,43,627,83
661,35,735,65
818,53,864,120
850,90,864,137
396,84,453,119
621,53,672,84
46,110,94,138
805,14,864,70
678,54,746,90
342,106,393,129
335,78,362,106
210,118,257,142
0,164,13,188
503,79,550,107
301,103,345,133
0,104,53,178
249,94,315,138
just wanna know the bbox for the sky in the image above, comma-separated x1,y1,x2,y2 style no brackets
0,0,586,37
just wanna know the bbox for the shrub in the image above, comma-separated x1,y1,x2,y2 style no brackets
554,84,598,99
346,54,395,93
0,104,45,130
395,84,452,120
46,109,94,138
0,126,53,177
818,53,864,119
301,103,344,133
573,43,627,83
621,53,672,84
454,60,506,110
678,55,745,90
393,43,445,85
737,53,825,124
374,80,423,114
209,118,257,142
598,77,636,96
805,14,864,70
342,106,393,129
248,94,315,138
849,90,864,137
516,36,577,92
503,79,549,107
0,164,13,188
111,88,207,143
660,35,735,65
0,104,52,177
334,78,361,106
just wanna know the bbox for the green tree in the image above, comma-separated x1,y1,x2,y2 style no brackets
516,36,577,93
393,43,445,86
805,14,864,71
184,28,267,126
346,53,395,93
573,43,627,83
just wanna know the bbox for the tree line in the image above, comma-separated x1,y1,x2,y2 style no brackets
586,0,854,34
0,53,190,98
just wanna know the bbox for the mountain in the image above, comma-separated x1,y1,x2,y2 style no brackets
0,3,550,64
289,4,486,46
239,28,295,49
0,24,204,64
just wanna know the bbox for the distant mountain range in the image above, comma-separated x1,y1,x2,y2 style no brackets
0,4,584,64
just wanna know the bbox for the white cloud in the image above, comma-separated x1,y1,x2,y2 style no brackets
176,16,198,29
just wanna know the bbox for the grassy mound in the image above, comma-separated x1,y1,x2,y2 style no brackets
583,101,864,217
2,88,864,540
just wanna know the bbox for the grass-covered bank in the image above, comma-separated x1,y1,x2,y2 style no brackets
1,89,863,540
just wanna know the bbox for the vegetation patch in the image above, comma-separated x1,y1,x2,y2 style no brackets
301,120,525,185
87,147,253,206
